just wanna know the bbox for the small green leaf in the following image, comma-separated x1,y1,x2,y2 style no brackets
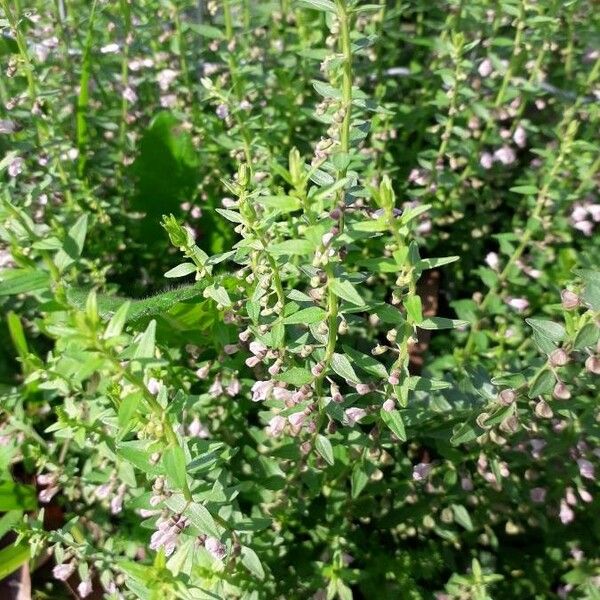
351,462,369,499
418,317,468,330
215,208,244,223
331,353,359,383
330,278,365,306
452,504,474,531
104,301,131,339
343,345,387,378
276,367,313,386
296,0,336,13
163,446,187,491
240,546,265,579
404,296,423,324
204,285,232,307
0,270,50,296
164,263,197,278
55,214,89,271
133,320,156,359
417,256,459,270
451,422,479,446
528,369,555,398
509,185,538,195
283,306,327,325
0,481,37,511
269,239,314,256
380,409,406,441
315,434,334,465
574,323,599,350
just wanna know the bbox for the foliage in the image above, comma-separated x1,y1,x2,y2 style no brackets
0,0,599,598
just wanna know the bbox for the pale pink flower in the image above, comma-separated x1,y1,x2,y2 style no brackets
195,365,210,379
493,145,516,165
77,579,93,598
8,156,24,178
157,68,178,91
216,104,229,119
188,417,210,438
478,58,493,78
95,482,112,500
288,412,307,429
507,297,529,312
573,220,593,235
39,486,59,503
146,378,161,395
208,378,223,396
579,488,592,503
53,561,75,581
0,119,16,134
251,380,273,402
513,125,527,148
559,499,574,524
355,383,371,395
344,407,367,427
249,340,267,357
100,43,119,54
204,536,226,560
479,152,493,170
122,86,137,103
160,94,177,108
382,399,395,412
266,415,286,437
577,458,595,480
412,462,432,481
485,252,499,269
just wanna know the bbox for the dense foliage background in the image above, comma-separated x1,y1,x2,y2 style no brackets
0,0,599,598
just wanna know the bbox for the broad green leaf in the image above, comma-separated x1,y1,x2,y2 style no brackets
417,256,459,270
283,307,327,325
343,345,387,378
269,239,314,256
331,353,359,384
351,462,369,499
0,543,29,580
0,270,50,296
163,446,188,491
400,204,431,224
166,494,219,538
315,434,334,465
330,278,365,306
574,323,599,350
276,367,313,386
0,481,37,511
404,296,423,324
215,208,244,224
451,421,479,445
204,285,232,307
240,546,265,579
509,185,538,195
526,318,565,342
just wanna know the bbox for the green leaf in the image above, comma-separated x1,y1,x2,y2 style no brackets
118,392,140,428
452,504,474,531
380,409,406,441
574,323,599,350
451,422,479,446
417,256,459,270
583,280,600,310
240,546,265,579
282,306,327,325
509,185,538,195
315,434,334,466
104,301,131,338
54,214,89,271
525,318,565,342
528,369,555,398
331,353,359,384
351,462,369,499
401,204,431,224
418,317,468,330
296,0,336,13
256,195,301,212
166,494,219,537
215,208,244,224
0,270,50,296
312,79,342,99
164,263,197,278
404,295,423,324
203,285,232,307
330,278,365,306
269,239,314,256
0,481,37,511
133,320,156,359
0,543,29,580
343,345,387,378
276,367,313,386
163,446,187,491
408,376,451,391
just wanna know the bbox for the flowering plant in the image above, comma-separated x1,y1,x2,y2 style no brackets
0,0,599,598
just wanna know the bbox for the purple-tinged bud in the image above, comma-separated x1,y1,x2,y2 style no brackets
382,399,395,412
549,348,569,367
77,579,93,598
53,561,76,581
300,441,312,455
553,382,571,400
204,536,227,560
534,400,553,419
356,383,371,395
388,370,401,386
311,362,324,377
560,289,580,310
344,407,367,426
530,487,546,503
498,389,516,405
585,356,600,375
330,383,343,403
577,458,595,480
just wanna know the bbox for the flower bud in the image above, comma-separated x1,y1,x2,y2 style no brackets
561,289,580,310
498,389,516,406
585,355,600,374
553,382,571,400
548,348,569,367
